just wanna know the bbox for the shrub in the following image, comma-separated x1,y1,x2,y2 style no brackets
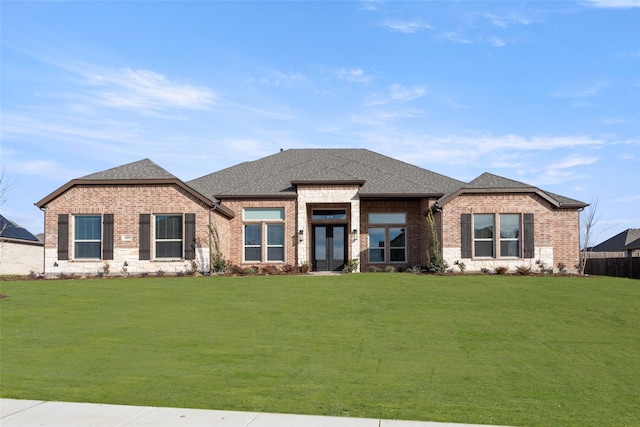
516,265,532,275
454,260,466,274
557,262,567,275
384,266,396,273
494,266,509,275
368,266,380,273
343,258,359,273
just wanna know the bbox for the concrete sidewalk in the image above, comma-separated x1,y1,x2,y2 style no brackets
1,399,509,427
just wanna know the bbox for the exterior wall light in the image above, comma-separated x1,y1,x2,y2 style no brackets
298,229,304,241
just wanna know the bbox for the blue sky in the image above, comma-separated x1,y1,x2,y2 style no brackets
1,0,638,247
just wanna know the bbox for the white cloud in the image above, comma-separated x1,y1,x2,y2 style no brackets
483,11,531,28
583,0,640,8
336,68,374,84
380,20,434,33
389,83,426,102
488,36,508,47
553,81,609,98
439,31,473,44
83,68,215,114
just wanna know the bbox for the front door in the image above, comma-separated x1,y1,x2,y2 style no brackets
312,225,347,271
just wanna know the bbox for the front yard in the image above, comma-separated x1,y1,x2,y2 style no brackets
1,274,638,426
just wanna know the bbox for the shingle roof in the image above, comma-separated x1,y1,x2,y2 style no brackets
187,148,465,199
80,159,178,180
0,214,40,242
591,229,640,252
467,172,534,189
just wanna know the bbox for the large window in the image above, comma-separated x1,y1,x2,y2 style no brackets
74,215,101,259
500,214,521,257
368,213,406,263
155,214,183,259
243,208,285,262
474,214,494,257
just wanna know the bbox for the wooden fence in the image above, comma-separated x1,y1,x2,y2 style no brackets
584,257,640,279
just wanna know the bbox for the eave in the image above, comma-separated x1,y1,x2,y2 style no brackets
436,187,586,209
36,179,235,219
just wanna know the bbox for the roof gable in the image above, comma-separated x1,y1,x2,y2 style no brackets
188,149,465,199
80,159,178,181
437,172,588,209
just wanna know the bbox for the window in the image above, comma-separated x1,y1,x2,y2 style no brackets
74,215,101,259
243,208,285,262
500,214,521,257
155,214,183,259
312,210,346,220
368,213,406,263
474,214,494,257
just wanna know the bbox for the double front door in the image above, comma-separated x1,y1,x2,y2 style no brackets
312,225,347,272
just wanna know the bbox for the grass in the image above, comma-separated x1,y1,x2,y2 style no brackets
1,274,639,426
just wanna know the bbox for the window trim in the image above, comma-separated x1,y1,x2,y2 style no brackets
367,212,407,263
473,214,495,258
73,214,102,260
154,214,184,260
499,213,521,258
242,208,286,263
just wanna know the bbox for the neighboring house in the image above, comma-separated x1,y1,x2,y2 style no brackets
589,229,640,257
35,149,587,276
0,214,44,275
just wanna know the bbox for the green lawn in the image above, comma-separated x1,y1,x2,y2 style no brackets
1,274,638,426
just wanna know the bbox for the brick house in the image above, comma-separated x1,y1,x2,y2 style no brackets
36,149,587,275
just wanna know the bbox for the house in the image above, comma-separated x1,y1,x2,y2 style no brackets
589,229,640,257
35,149,587,276
0,214,44,275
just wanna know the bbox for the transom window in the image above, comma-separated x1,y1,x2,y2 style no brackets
312,210,347,220
155,214,183,259
368,213,406,263
74,215,101,259
243,208,285,262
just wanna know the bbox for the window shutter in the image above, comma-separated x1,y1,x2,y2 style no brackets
185,213,196,260
524,213,534,258
139,214,150,260
461,213,472,258
57,214,69,260
102,214,114,260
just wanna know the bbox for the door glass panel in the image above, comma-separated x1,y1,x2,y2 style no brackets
333,226,344,261
315,227,326,260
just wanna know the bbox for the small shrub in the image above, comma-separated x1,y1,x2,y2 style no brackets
515,265,532,275
343,258,360,273
536,259,552,275
494,266,509,275
454,260,466,274
384,265,396,273
405,265,424,274
557,262,567,275
368,266,380,273
300,262,311,274
260,265,279,275
156,269,165,277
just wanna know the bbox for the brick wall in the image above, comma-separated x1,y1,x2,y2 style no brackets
42,184,223,276
222,198,298,267
441,192,581,273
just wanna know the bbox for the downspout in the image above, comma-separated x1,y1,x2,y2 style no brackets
37,204,46,275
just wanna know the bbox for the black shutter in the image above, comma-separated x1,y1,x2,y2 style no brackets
185,213,196,260
461,213,472,258
524,213,534,258
57,214,69,260
139,214,151,260
102,214,114,260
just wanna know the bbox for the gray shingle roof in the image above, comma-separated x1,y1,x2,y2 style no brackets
467,172,534,189
591,229,640,252
187,149,465,198
80,159,178,181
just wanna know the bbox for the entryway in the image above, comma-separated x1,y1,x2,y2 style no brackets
312,225,347,272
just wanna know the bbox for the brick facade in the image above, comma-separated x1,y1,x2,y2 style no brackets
441,192,581,273
42,184,225,276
